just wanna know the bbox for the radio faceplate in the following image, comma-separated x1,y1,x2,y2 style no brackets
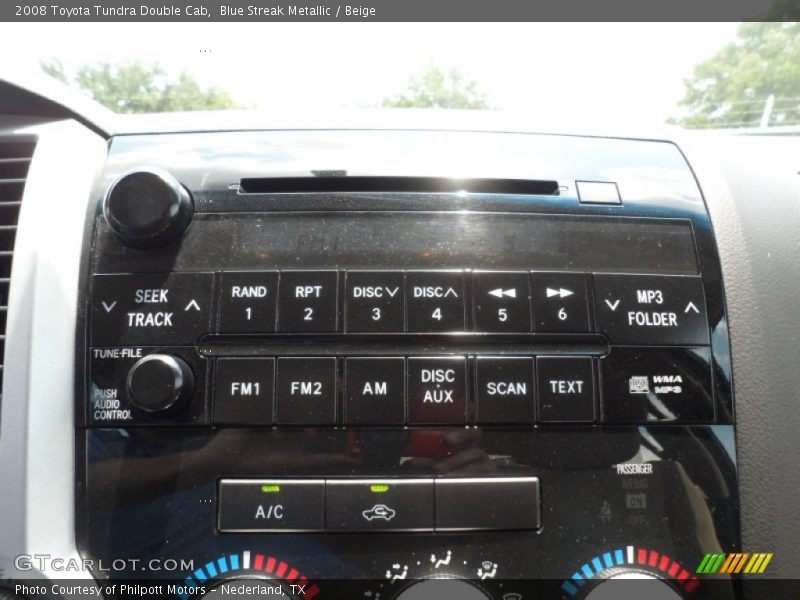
75,130,737,598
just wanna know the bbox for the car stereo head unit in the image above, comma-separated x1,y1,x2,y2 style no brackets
76,130,737,600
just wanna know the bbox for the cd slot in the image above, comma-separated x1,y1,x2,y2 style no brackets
238,176,560,196
199,333,608,357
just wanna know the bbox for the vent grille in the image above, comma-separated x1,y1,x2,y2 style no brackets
0,137,36,394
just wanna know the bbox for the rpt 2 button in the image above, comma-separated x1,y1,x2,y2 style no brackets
278,271,338,332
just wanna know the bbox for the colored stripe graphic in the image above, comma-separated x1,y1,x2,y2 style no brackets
697,552,774,574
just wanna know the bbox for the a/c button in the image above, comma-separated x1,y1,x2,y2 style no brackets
217,479,325,532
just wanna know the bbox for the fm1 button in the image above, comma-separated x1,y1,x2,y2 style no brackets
475,358,535,424
218,479,325,532
275,358,337,425
531,272,590,332
325,479,434,531
408,357,467,424
473,271,532,332
214,358,275,425
345,271,405,332
406,271,465,332
218,271,278,333
600,346,714,423
345,358,405,425
594,274,709,345
537,357,596,422
278,271,338,333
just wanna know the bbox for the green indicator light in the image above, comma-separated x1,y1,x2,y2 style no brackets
370,484,390,493
261,484,281,493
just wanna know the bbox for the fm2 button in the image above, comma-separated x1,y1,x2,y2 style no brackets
537,357,596,422
218,271,278,333
278,271,338,333
345,271,405,332
407,357,467,424
594,274,709,345
473,272,532,332
406,271,465,333
275,358,337,425
531,272,590,333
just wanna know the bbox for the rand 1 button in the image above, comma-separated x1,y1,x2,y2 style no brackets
278,271,339,333
217,271,278,333
91,272,213,346
217,479,325,532
214,358,275,425
600,346,714,423
406,271,466,332
536,357,596,422
593,274,709,345
435,477,541,531
475,357,535,424
531,272,591,333
344,358,405,425
275,357,337,425
325,479,434,532
407,357,467,424
345,271,405,333
472,271,532,332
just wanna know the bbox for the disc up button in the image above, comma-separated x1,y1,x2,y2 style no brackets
594,274,709,345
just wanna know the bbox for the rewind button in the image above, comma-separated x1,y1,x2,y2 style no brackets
473,272,531,333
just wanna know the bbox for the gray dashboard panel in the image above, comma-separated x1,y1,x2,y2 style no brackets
682,134,800,586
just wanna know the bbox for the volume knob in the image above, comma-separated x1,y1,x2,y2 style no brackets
126,354,195,414
104,168,193,249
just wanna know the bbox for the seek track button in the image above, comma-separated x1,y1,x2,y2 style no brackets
91,273,213,346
